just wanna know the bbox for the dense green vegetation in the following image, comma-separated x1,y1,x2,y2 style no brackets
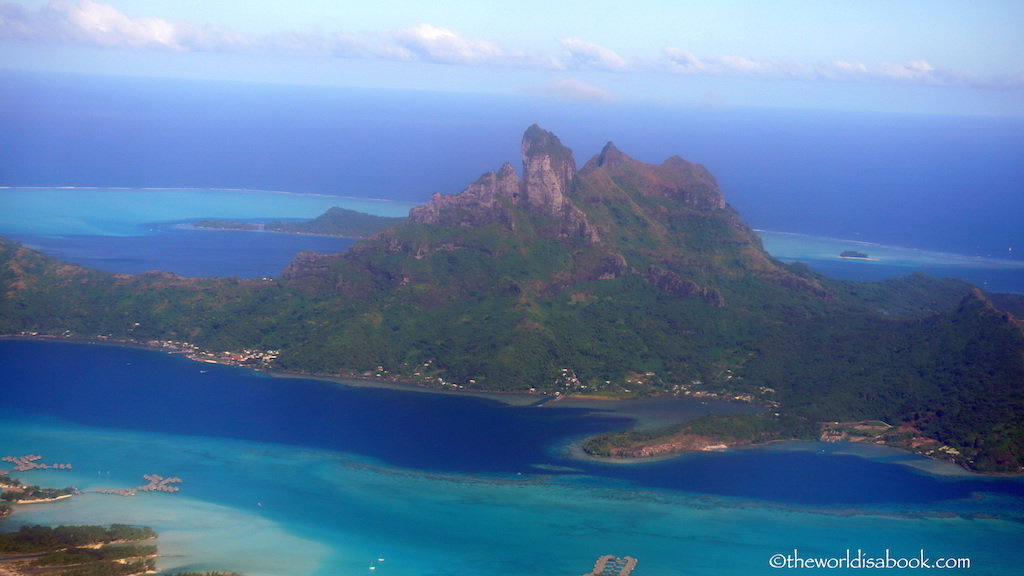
0,524,245,576
0,484,74,501
0,473,75,502
191,220,261,231
266,207,406,237
0,524,157,576
31,543,156,566
44,559,156,576
2,127,1022,471
584,413,820,457
193,207,406,238
0,524,155,553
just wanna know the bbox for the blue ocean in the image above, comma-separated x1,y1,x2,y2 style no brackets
1,69,1021,291
1,70,1024,575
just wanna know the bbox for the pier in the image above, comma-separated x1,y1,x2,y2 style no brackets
92,474,182,497
2,454,72,471
93,487,138,497
583,555,638,576
139,474,182,492
2,454,181,503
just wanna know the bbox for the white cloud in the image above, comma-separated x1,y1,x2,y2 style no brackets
662,47,705,73
829,60,869,75
388,23,504,65
659,45,1015,90
385,23,558,68
876,59,934,79
542,78,614,103
0,0,255,52
0,3,559,68
1,1,1018,93
817,59,943,84
57,0,180,49
663,48,775,77
559,37,628,70
706,54,769,74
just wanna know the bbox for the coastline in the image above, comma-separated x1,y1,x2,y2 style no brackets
3,494,73,505
183,223,366,240
0,333,549,408
565,431,1017,478
2,334,1017,477
577,428,1024,478
266,370,546,407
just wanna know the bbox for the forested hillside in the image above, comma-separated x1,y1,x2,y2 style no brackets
2,126,1022,471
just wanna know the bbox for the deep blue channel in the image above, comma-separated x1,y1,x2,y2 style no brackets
2,340,1022,507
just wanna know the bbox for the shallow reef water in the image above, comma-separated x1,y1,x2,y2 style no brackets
2,340,1022,576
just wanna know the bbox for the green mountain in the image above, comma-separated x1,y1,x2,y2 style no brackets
265,207,406,237
193,207,406,237
2,125,1022,471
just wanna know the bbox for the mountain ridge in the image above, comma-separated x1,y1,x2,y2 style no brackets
1,125,1022,471
289,125,828,305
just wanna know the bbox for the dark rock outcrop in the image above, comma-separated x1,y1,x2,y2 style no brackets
409,162,520,228
643,265,724,306
409,125,598,242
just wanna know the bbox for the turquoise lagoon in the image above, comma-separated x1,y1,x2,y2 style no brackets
1,187,1023,575
759,231,1024,294
0,187,413,237
2,340,1023,576
1,187,1021,291
0,188,415,277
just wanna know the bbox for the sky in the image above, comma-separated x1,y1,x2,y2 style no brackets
1,0,1022,116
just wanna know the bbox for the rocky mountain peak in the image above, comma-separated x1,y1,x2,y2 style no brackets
520,124,577,216
408,161,520,227
579,146,727,212
657,156,726,210
409,125,597,241
595,141,627,167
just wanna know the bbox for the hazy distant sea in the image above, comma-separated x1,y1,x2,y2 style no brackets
1,69,1021,291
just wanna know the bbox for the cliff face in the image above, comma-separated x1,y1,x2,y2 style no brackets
521,124,575,213
409,162,520,229
293,125,828,302
408,125,736,250
520,126,598,242
410,125,598,242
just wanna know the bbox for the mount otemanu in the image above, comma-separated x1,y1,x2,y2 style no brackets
1,126,1023,472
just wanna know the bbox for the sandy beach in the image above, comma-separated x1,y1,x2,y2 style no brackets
3,494,74,505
